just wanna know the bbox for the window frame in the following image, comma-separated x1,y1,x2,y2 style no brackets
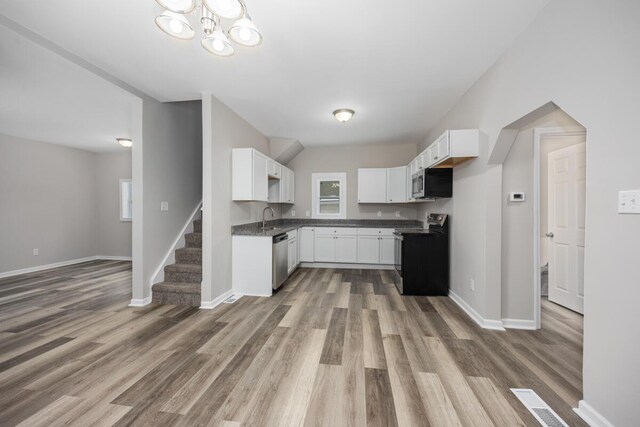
311,172,347,219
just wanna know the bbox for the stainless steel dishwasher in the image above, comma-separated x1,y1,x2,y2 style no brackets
272,233,289,290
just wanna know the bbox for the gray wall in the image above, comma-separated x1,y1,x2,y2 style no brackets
417,0,640,423
201,94,281,303
500,110,583,320
136,100,203,300
282,143,420,220
95,152,132,257
0,133,132,274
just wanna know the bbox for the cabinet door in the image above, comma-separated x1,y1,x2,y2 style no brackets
279,168,288,203
268,160,281,178
386,166,407,203
358,168,387,203
336,236,358,263
314,235,335,262
252,151,268,201
380,236,395,264
299,228,315,262
287,169,295,203
358,236,380,264
288,239,297,273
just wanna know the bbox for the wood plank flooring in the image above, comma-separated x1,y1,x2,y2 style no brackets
0,261,586,426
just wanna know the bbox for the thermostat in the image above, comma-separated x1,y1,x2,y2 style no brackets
510,192,526,202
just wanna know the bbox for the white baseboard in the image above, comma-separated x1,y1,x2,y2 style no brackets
234,291,272,297
502,318,537,330
200,289,234,310
0,255,131,279
574,400,615,427
129,296,152,307
448,290,506,331
97,256,132,261
151,201,202,288
299,262,394,270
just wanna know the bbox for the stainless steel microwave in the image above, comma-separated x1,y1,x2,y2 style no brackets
411,168,453,199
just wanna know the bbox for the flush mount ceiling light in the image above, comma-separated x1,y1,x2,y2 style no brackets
155,0,196,14
155,10,195,40
117,138,133,148
333,109,355,123
154,0,262,57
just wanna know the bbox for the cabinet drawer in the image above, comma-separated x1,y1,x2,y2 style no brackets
357,228,395,236
286,229,298,240
314,227,358,236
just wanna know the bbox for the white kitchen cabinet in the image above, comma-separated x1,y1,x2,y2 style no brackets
357,236,381,264
335,236,358,263
380,236,395,264
314,235,336,262
288,236,298,274
406,165,416,202
299,227,315,262
285,167,295,204
356,228,395,264
268,159,282,178
386,166,407,203
232,148,268,201
358,168,388,203
429,129,479,168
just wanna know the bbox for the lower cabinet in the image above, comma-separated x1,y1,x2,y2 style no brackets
314,228,358,263
335,236,358,263
356,229,395,265
299,227,315,262
288,237,298,274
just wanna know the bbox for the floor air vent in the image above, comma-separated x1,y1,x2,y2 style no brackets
511,389,568,427
222,295,242,304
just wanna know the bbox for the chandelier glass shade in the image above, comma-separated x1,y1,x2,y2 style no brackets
155,11,195,40
155,0,196,14
155,0,261,57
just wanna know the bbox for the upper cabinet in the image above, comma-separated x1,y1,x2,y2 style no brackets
233,148,294,203
423,129,479,169
358,166,407,204
386,166,407,203
357,168,388,203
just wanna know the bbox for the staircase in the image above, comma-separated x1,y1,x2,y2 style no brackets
152,216,202,306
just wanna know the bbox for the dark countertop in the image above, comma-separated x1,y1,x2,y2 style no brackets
232,218,424,237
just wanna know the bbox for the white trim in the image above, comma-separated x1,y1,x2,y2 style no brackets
449,289,506,331
150,201,202,288
533,127,586,330
311,172,347,220
574,400,615,427
200,289,234,309
233,291,272,297
128,296,152,307
0,256,131,279
299,262,394,270
119,179,133,222
501,318,537,330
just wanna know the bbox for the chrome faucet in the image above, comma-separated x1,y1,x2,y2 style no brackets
262,206,275,230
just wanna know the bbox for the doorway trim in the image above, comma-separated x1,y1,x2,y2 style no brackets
532,126,586,329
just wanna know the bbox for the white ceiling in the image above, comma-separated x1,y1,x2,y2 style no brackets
0,0,550,147
0,24,134,153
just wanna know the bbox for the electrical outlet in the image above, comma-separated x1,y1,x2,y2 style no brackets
291,210,296,217
395,211,400,218
33,248,39,256
160,201,169,211
470,278,475,291
425,211,430,218
305,210,310,217
618,190,640,214
377,211,382,217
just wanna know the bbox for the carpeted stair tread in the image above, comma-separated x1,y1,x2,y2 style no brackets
153,281,201,294
175,247,202,264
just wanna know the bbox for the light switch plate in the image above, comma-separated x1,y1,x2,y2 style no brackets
305,210,310,217
395,211,400,217
160,201,169,211
33,248,39,256
618,190,640,214
377,211,382,217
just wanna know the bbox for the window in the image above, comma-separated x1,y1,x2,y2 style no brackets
312,173,346,219
120,179,133,221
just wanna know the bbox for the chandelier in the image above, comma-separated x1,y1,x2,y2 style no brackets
154,0,262,57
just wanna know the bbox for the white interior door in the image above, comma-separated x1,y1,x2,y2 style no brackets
548,142,586,314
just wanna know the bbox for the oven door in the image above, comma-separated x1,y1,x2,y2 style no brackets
393,232,403,293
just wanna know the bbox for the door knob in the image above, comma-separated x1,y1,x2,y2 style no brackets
545,232,554,238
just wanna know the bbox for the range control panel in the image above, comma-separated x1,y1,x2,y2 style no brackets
426,213,448,228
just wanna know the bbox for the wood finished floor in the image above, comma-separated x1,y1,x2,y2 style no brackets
0,260,586,426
